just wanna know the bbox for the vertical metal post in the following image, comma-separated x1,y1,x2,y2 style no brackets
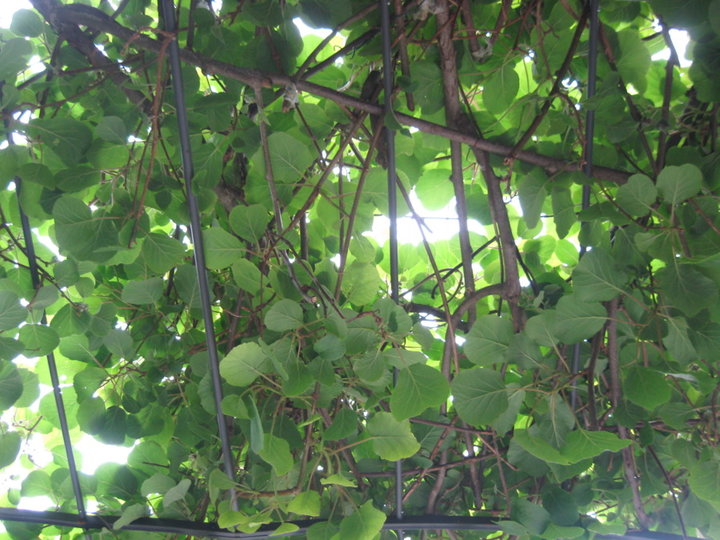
379,0,404,531
571,0,600,410
157,0,237,505
15,179,89,539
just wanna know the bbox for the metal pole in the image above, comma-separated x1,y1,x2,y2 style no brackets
15,179,89,539
571,0,600,411
157,0,237,505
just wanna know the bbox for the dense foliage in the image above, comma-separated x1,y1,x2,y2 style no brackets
2,0,720,538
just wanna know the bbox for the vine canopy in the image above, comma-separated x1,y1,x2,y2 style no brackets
1,0,720,539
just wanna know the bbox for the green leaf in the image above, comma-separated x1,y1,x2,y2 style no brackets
270,523,300,537
163,478,191,506
542,486,579,527
21,470,52,497
542,524,585,539
0,431,21,468
554,295,606,343
414,169,454,211
572,248,629,302
484,64,520,115
202,227,244,269
616,28,651,94
28,285,59,311
220,342,269,387
121,277,163,305
94,116,128,144
103,329,134,359
320,473,357,487
342,261,381,306
616,174,657,216
174,265,201,308
366,412,420,461
463,315,514,366
324,409,357,441
689,459,720,505
334,501,385,540
525,311,559,347
513,429,572,465
245,395,264,454
0,361,23,410
232,258,263,294
264,299,303,332
518,169,548,229
19,324,59,357
28,118,92,166
561,429,631,461
390,364,450,420
141,233,186,274
257,434,294,475
349,235,376,263
229,204,268,244
656,263,718,317
113,503,146,530
253,132,314,184
0,38,32,82
551,187,575,238
53,197,118,262
10,9,44,37
314,334,345,361
657,163,702,205
287,491,321,516
511,499,550,536
0,291,27,331
450,368,508,426
141,473,176,497
623,366,671,411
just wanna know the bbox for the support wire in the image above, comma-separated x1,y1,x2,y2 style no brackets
0,507,699,540
158,0,237,502
378,0,404,528
14,179,90,539
571,0,600,410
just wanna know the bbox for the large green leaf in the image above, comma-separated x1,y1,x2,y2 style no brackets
366,412,420,461
257,434,294,475
656,164,702,205
229,204,268,244
463,315,514,366
623,366,671,411
518,169,548,229
484,64,520,115
561,429,631,462
334,501,385,540
220,342,270,387
0,361,23,410
19,324,59,357
264,299,304,332
342,261,381,306
27,118,92,166
572,248,628,301
451,368,508,426
616,174,657,216
53,197,118,262
0,291,27,331
656,263,718,317
252,132,314,184
390,363,450,420
554,295,607,344
0,431,21,468
202,227,245,269
141,233,186,274
121,278,163,305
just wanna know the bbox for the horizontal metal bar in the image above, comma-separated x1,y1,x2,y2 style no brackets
0,507,700,539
